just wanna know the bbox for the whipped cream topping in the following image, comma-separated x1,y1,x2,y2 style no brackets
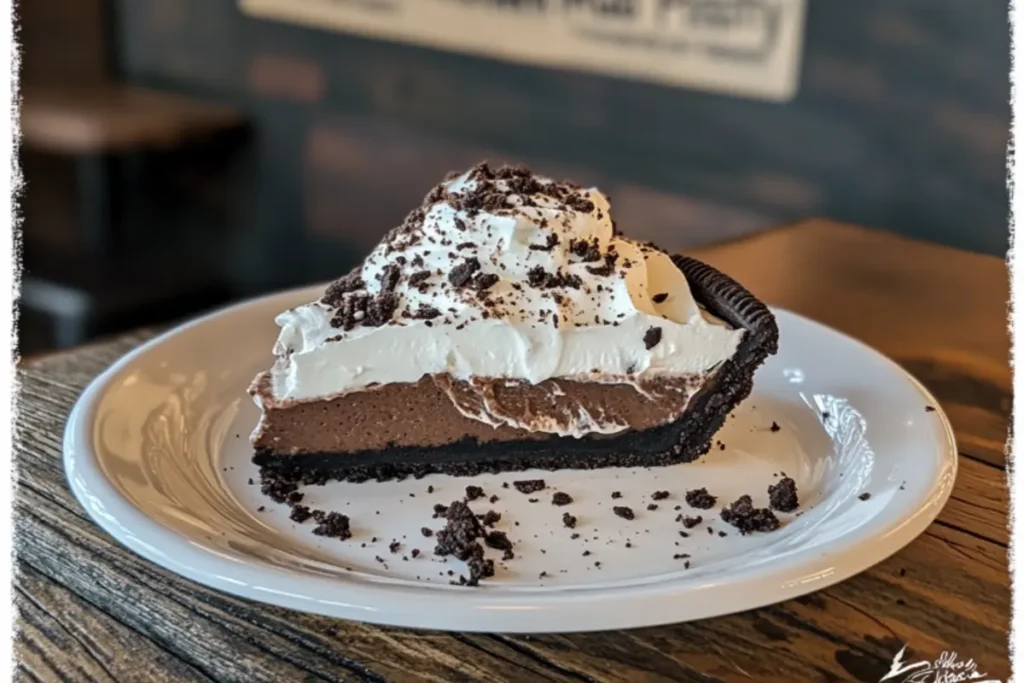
265,164,744,418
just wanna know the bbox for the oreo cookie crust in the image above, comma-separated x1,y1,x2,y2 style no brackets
254,255,779,483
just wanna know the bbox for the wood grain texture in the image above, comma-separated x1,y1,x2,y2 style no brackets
15,223,1010,681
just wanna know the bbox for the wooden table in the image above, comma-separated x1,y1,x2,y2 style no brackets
15,220,1010,682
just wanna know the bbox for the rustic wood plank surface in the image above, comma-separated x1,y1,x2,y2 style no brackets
15,220,1010,682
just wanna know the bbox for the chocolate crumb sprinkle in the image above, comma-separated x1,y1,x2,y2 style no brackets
720,495,781,534
448,258,481,288
643,326,663,350
552,492,573,506
613,506,635,520
312,512,352,541
289,505,312,523
513,479,546,494
768,477,799,512
685,488,717,509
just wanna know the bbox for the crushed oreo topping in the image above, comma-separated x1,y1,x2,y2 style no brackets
552,492,573,506
289,505,313,523
449,258,481,288
613,506,635,520
685,488,717,510
479,510,502,527
312,512,352,540
720,495,781,534
433,500,494,586
644,326,663,350
484,530,515,561
768,477,799,512
513,479,546,494
562,512,577,529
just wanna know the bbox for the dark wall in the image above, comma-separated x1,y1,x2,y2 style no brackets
112,0,1009,292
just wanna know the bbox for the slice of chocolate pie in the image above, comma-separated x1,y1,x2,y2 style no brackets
250,163,778,483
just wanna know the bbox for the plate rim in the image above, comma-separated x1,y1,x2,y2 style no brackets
62,288,959,633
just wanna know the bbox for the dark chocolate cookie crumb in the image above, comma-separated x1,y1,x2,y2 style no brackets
651,293,669,303
433,503,449,518
421,527,434,537
673,553,690,560
552,492,573,506
720,495,781,534
643,326,663,350
312,512,352,540
448,258,481,288
411,549,421,558
685,488,717,509
289,505,313,523
389,540,401,554
770,421,781,432
859,492,872,501
433,500,493,586
651,491,670,501
925,406,936,412
408,270,431,287
562,512,577,529
682,516,703,529
768,477,799,512
613,506,635,520
260,477,298,505
513,479,546,494
647,504,658,511
611,491,622,499
479,510,502,527
489,494,499,503
484,530,515,560
427,485,434,494
465,485,485,501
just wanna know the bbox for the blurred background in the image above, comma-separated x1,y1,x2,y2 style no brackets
17,0,1009,356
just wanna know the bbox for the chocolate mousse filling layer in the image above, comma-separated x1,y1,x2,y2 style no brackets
253,255,778,483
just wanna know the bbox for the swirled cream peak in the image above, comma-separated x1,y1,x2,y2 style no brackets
267,163,744,403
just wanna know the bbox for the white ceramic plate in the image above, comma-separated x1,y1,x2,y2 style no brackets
64,286,957,633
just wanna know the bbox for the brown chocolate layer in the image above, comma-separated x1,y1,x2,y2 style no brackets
251,372,706,455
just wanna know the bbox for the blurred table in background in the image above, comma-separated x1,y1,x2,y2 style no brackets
19,85,248,354
15,219,1009,682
